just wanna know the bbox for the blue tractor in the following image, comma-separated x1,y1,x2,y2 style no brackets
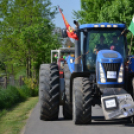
39,22,134,124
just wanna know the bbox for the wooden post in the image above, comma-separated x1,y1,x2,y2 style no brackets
19,76,24,87
4,76,7,89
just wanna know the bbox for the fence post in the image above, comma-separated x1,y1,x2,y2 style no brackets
4,76,7,89
19,76,24,87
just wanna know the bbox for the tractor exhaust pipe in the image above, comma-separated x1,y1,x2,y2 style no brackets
74,20,81,72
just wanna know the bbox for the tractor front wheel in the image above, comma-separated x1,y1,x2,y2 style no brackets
130,77,134,124
73,77,93,124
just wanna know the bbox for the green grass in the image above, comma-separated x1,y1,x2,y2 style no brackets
0,97,38,134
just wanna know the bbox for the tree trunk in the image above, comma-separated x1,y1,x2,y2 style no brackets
29,56,32,77
26,57,29,77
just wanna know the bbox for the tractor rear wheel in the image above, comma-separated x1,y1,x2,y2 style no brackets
39,63,60,121
73,77,93,124
63,64,72,119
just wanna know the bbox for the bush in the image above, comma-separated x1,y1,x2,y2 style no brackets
23,77,38,90
0,86,20,109
18,85,32,98
0,85,38,110
31,87,38,97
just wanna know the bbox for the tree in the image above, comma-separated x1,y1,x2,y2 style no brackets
0,0,61,80
73,0,113,24
98,0,134,54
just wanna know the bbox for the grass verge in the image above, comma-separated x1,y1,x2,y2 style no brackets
0,97,38,134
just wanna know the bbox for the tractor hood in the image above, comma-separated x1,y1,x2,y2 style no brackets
96,50,124,87
96,50,123,63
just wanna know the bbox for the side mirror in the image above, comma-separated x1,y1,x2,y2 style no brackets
74,20,79,29
62,28,68,38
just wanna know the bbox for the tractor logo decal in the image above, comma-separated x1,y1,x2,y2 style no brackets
109,59,113,63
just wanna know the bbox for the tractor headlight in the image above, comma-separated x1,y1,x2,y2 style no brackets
118,64,124,83
100,63,106,83
118,77,123,83
119,72,123,77
101,78,106,83
100,72,105,77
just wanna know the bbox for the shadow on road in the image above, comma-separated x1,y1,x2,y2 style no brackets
53,116,134,127
53,117,72,121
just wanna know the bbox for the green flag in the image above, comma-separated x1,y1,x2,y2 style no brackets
128,16,134,35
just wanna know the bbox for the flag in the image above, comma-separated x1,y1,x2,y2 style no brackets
58,6,78,40
128,16,134,35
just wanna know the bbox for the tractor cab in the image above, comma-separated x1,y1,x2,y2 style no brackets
51,47,75,73
79,23,127,72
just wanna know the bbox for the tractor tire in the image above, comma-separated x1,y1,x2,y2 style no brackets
63,64,72,119
39,63,60,121
73,77,93,124
130,77,134,124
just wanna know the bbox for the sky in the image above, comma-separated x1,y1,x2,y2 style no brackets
51,0,81,28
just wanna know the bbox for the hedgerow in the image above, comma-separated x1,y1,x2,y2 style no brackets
0,85,38,109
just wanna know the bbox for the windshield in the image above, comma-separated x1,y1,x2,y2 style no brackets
52,51,75,63
82,29,126,71
60,51,75,59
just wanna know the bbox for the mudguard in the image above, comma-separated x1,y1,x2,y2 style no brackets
101,88,134,120
128,55,134,73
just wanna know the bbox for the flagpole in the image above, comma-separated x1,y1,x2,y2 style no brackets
129,34,133,55
58,5,78,40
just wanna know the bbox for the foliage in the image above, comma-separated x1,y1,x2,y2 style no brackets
23,77,37,89
0,0,61,79
73,0,110,24
0,85,38,109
